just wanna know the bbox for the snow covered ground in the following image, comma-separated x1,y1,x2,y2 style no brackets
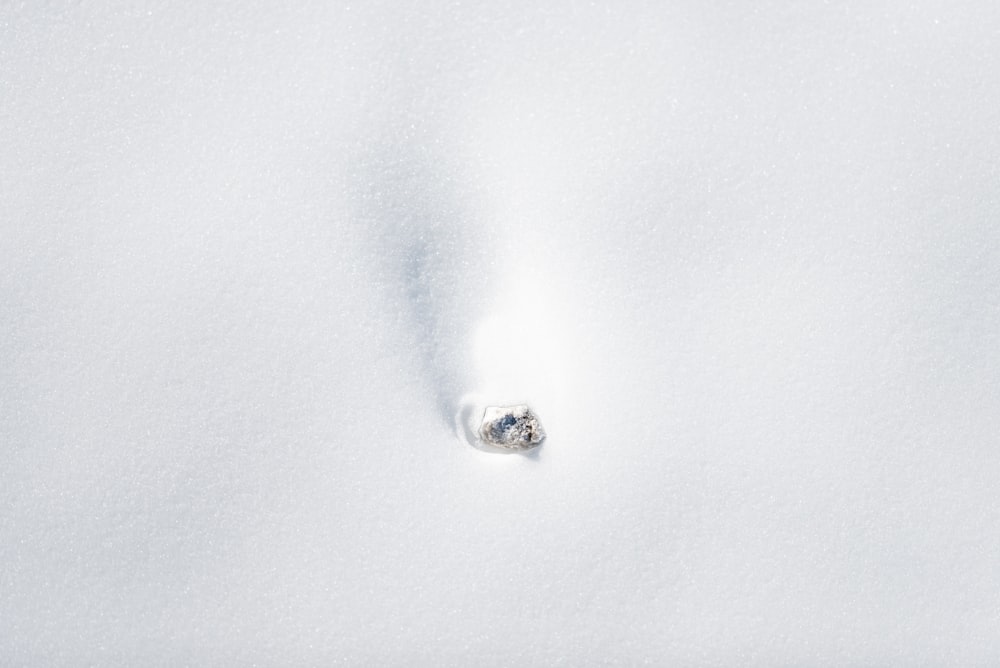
3,2,1000,664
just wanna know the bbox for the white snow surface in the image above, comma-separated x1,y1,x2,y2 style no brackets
3,2,1000,664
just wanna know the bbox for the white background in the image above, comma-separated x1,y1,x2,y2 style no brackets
2,2,999,664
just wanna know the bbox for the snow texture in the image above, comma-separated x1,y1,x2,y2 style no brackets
2,1,1000,665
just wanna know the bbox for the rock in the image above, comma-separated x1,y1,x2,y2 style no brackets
478,405,546,451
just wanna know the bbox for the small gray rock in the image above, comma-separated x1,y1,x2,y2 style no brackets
478,405,546,451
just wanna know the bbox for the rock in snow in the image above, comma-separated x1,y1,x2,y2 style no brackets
478,405,546,451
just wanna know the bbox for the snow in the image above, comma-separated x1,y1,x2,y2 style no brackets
2,1,1000,664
